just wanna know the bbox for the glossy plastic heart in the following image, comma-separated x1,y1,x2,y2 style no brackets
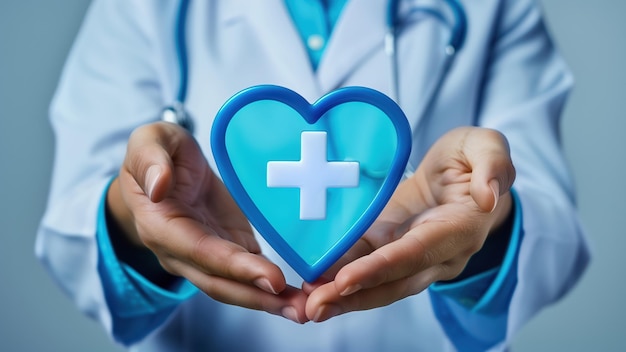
211,85,411,282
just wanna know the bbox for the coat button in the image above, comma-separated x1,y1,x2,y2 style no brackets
307,34,325,51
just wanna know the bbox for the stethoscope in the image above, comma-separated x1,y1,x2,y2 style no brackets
162,0,468,174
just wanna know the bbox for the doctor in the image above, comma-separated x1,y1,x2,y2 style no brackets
37,0,589,351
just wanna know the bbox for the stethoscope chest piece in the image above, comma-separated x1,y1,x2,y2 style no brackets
161,102,195,133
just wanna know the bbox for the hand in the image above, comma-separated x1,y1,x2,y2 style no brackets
107,122,308,323
303,127,516,322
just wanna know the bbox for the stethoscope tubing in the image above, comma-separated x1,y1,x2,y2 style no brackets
166,0,468,177
385,0,467,176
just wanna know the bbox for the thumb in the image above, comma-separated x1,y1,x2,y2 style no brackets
125,123,180,202
466,129,516,213
143,164,169,202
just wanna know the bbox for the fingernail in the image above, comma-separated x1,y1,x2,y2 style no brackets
145,165,162,200
281,306,302,324
313,304,341,323
340,284,361,296
254,278,278,295
488,179,500,213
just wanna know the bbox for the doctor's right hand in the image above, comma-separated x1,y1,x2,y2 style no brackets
106,122,308,324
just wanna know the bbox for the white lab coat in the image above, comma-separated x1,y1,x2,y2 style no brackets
36,0,590,351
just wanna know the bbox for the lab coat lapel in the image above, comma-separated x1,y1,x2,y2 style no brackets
318,0,450,133
316,0,387,93
231,0,320,101
397,0,450,133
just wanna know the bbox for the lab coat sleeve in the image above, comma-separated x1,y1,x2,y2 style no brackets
95,180,198,344
427,0,590,350
35,0,185,346
429,189,523,314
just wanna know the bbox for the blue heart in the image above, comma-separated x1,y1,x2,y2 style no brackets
211,85,411,282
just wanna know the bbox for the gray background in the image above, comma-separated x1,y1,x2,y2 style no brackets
0,0,623,351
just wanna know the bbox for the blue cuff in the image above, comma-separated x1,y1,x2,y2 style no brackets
428,189,523,351
430,188,523,315
96,178,198,344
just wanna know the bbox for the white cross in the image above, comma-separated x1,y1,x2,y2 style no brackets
267,131,359,220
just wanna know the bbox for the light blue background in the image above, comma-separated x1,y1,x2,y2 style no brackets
0,1,623,350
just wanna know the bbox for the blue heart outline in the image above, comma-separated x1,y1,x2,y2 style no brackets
211,85,411,282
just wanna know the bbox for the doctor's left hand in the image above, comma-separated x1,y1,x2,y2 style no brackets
107,122,308,324
303,127,516,322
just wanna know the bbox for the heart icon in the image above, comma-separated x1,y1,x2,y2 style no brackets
211,85,411,282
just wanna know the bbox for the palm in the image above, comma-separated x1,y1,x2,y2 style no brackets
304,127,515,322
122,128,254,251
115,123,308,324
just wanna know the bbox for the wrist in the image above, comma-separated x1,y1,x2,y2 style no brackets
105,177,180,289
442,192,515,283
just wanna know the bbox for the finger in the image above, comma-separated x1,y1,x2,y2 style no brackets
331,215,468,296
320,231,379,278
302,207,418,295
306,266,441,322
142,216,287,295
312,220,410,289
301,277,330,295
306,202,424,293
464,129,516,213
205,174,257,252
176,262,308,324
302,246,367,295
124,122,190,202
378,178,429,224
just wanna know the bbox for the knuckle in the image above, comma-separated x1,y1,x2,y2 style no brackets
507,163,517,186
440,268,460,281
371,251,395,283
140,234,159,250
487,128,506,141
420,247,437,270
157,257,178,275
403,235,433,275
191,234,249,279
137,221,167,249
480,127,507,147
133,123,161,139
190,235,213,268
219,251,243,278
439,261,464,281
199,276,219,297
466,237,484,255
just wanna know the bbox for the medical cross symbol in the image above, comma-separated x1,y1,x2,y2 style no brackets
267,131,360,220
